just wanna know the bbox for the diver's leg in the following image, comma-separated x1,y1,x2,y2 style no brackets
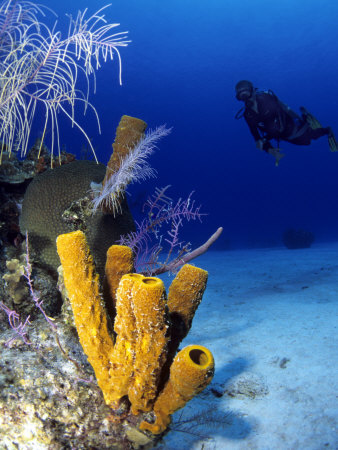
309,127,330,140
300,127,338,151
299,107,338,151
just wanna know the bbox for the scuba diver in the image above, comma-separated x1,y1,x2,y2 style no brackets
235,80,338,166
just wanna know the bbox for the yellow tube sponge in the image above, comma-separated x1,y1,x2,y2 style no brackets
107,273,143,408
140,344,215,434
167,264,208,347
104,244,135,307
128,276,170,414
56,230,115,404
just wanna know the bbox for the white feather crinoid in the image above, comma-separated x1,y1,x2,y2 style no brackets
91,125,171,216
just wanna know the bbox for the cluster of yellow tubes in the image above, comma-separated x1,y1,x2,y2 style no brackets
56,230,214,435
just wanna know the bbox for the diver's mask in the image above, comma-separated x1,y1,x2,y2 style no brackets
236,89,252,101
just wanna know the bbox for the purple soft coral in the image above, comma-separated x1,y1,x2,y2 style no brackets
118,186,206,274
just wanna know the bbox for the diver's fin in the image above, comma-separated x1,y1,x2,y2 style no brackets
299,106,322,129
328,128,338,152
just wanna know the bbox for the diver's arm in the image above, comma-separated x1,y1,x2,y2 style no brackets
244,114,261,141
248,123,261,141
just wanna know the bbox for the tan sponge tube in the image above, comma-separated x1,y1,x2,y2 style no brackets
140,344,215,434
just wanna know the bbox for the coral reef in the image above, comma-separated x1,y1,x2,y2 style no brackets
56,229,214,437
0,316,154,449
20,160,135,274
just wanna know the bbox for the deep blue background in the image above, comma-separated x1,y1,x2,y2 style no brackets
37,0,338,249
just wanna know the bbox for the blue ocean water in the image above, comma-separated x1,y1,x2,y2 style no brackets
43,0,338,249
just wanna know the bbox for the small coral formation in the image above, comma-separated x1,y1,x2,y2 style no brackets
0,141,75,183
2,257,28,304
56,230,214,437
282,228,315,249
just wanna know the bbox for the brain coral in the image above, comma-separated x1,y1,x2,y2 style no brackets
19,160,135,274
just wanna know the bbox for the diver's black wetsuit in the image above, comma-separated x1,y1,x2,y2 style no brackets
244,91,330,151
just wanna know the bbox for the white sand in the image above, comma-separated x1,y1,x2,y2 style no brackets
158,244,338,449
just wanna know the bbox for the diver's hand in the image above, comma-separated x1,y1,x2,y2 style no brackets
256,138,273,152
255,139,265,150
268,148,285,167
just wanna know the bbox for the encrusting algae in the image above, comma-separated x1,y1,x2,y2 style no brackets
56,229,215,435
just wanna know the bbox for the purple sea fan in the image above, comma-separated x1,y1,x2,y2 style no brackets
91,125,171,216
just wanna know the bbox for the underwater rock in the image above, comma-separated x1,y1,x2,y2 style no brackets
282,228,315,249
19,160,135,275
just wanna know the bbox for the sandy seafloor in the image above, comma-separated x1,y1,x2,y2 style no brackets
156,243,338,450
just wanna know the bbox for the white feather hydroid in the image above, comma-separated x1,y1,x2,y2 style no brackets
91,125,171,215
